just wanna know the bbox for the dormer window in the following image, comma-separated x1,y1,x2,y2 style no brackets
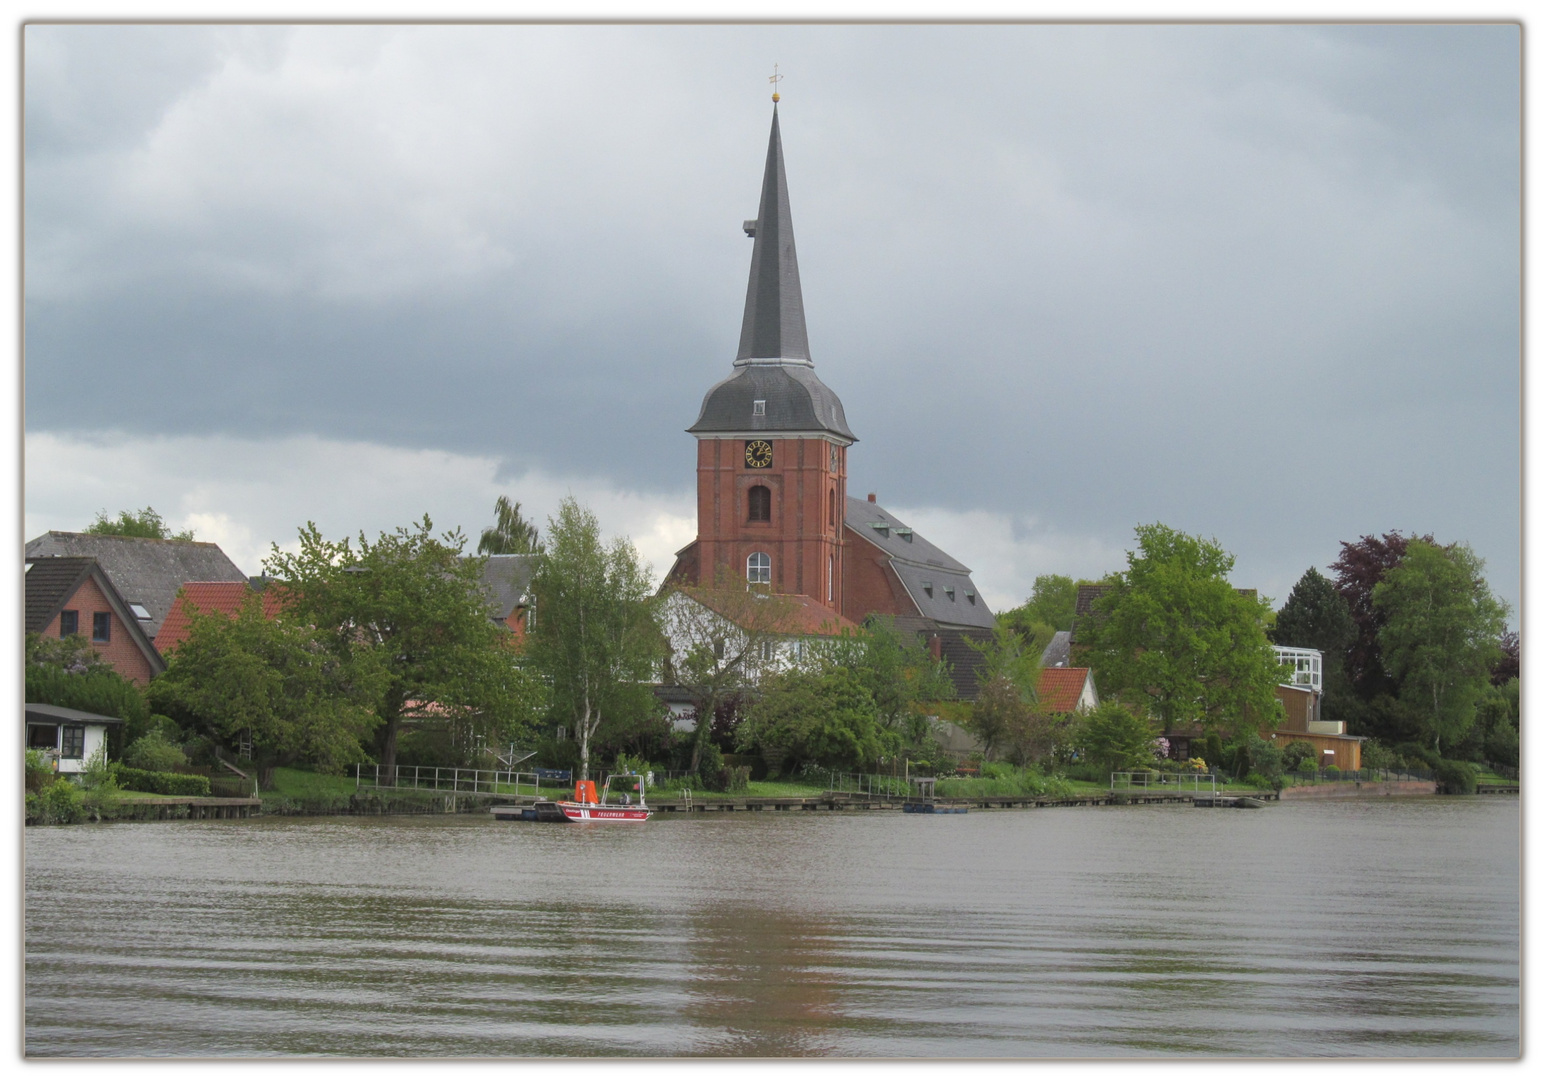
966,591,976,605
752,399,766,416
128,603,151,621
896,528,913,542
921,581,933,597
945,586,955,601
870,522,890,537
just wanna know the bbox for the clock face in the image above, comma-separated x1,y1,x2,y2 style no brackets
745,439,773,469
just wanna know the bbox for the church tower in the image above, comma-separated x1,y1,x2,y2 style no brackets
670,104,855,605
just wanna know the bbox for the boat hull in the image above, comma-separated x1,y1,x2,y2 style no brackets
556,801,652,822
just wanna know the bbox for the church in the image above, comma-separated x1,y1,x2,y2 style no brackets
666,103,996,697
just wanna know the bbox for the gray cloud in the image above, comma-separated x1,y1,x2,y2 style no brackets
24,23,1520,610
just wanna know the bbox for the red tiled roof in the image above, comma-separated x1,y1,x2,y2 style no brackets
153,582,289,654
1037,666,1092,713
679,588,860,637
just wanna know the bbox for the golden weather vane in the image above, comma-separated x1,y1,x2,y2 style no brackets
769,63,782,103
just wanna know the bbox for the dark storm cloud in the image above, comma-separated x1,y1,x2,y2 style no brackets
23,23,1520,606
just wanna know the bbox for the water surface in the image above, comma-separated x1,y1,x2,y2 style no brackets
24,798,1520,1057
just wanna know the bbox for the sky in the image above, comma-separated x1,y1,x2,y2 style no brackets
21,21,1521,617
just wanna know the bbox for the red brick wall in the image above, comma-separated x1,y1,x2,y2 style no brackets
39,576,156,685
841,530,919,621
693,436,846,603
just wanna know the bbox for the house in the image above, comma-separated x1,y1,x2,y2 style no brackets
26,703,125,775
25,532,248,645
656,585,859,730
1037,666,1099,715
154,580,290,655
663,103,995,698
474,554,537,641
24,556,165,683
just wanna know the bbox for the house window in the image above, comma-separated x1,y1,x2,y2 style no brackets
747,552,771,585
759,640,774,663
92,612,111,642
712,637,726,660
828,489,837,529
748,485,771,522
128,603,151,621
752,399,766,416
828,555,834,603
28,725,58,750
59,610,78,637
945,586,956,601
966,591,976,605
921,581,934,597
60,725,86,759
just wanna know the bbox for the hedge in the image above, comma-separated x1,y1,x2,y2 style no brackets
113,766,211,797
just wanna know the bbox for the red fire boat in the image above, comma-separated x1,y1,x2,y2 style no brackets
557,773,652,823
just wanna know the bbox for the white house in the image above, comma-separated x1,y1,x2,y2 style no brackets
656,586,860,731
26,703,125,775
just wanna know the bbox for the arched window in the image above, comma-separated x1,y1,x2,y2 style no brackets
828,488,837,529
747,551,771,585
748,485,771,523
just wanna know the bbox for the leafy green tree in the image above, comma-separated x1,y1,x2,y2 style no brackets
148,594,387,782
845,615,954,742
122,730,190,772
526,498,664,781
1273,567,1356,656
264,516,546,778
479,495,543,555
1078,523,1287,734
86,506,194,541
1075,702,1156,774
1373,540,1508,755
999,573,1080,639
735,666,891,772
1329,531,1433,700
25,632,150,752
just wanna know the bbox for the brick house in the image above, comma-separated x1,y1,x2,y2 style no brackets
24,556,165,684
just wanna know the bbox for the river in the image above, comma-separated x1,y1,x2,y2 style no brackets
24,797,1519,1057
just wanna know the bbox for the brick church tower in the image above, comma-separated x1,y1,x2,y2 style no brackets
668,104,855,604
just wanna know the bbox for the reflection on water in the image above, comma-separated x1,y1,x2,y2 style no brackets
24,798,1519,1057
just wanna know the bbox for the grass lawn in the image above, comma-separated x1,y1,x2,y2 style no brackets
267,767,359,800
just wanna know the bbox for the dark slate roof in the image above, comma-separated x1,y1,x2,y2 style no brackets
688,105,856,443
26,703,127,727
23,556,95,635
24,532,248,640
474,554,537,622
688,362,854,439
478,552,539,620
737,105,809,364
1040,629,1072,669
843,496,994,631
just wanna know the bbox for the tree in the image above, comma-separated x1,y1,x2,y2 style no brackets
479,495,543,555
1075,702,1156,775
1272,567,1356,656
1373,540,1507,755
844,615,954,741
660,574,802,773
526,498,664,781
148,594,386,782
1078,523,1287,734
1492,630,1520,685
264,516,546,779
86,506,195,541
735,666,891,773
1329,532,1433,699
25,632,151,753
965,621,1059,762
999,574,1080,639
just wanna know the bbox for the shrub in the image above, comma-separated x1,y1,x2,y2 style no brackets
113,767,212,797
1322,765,1340,779
25,749,54,793
1484,722,1519,770
1432,759,1477,795
696,741,724,781
123,731,191,772
1242,770,1278,791
33,779,85,825
712,764,750,793
1281,741,1318,772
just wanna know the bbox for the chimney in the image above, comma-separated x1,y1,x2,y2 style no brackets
929,634,942,661
867,492,877,503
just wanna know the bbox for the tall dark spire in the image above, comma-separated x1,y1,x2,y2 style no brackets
735,105,811,365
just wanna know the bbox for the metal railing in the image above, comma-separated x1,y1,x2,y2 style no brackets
355,764,552,796
1111,771,1218,795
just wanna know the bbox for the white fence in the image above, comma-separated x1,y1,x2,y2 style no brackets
1110,771,1218,796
